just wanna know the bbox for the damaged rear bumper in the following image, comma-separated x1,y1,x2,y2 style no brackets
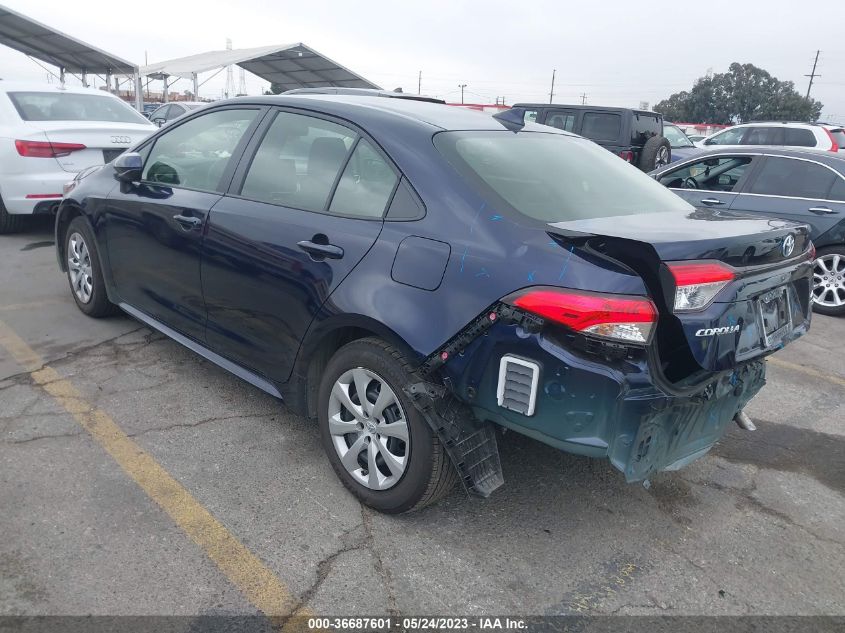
431,317,767,486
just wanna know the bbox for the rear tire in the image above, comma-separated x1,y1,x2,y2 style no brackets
318,337,458,513
0,196,28,234
812,245,845,316
639,135,671,171
64,217,120,317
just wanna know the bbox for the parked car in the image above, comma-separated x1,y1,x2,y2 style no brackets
55,95,813,513
700,121,843,152
0,82,155,233
511,103,672,171
652,147,845,315
664,122,703,162
147,101,206,127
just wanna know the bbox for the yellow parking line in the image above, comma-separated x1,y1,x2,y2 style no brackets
767,355,845,389
0,319,309,624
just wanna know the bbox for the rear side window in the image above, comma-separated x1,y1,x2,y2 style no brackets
581,113,621,142
329,140,398,218
240,111,356,212
705,127,746,145
748,157,836,199
523,109,538,124
142,108,258,192
784,128,817,147
8,91,148,124
742,127,784,145
434,131,691,223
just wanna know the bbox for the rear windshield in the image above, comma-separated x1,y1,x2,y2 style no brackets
434,131,692,223
8,91,148,124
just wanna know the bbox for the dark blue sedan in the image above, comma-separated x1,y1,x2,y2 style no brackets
652,147,845,316
55,94,814,513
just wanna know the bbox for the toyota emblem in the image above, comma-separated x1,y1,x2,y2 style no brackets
782,234,795,258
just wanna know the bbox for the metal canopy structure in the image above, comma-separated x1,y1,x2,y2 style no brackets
0,4,136,77
141,43,380,95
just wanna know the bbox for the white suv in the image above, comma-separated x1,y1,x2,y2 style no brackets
700,121,843,153
0,82,155,233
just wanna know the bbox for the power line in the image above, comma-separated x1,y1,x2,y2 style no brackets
805,50,821,99
549,69,555,103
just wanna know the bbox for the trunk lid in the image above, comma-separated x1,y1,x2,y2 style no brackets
547,208,813,378
23,121,154,173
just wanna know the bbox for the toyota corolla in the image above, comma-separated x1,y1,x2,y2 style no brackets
55,95,814,513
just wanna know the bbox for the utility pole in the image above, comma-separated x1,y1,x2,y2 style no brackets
418,71,421,94
580,92,587,105
459,83,467,104
549,69,556,103
805,50,821,99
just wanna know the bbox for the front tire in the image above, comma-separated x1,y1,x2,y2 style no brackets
812,245,845,316
65,217,120,317
318,338,458,513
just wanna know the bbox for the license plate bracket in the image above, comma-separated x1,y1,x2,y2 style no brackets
757,286,791,348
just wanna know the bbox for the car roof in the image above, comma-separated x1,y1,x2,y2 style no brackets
0,81,124,97
513,103,660,116
657,146,845,171
222,94,574,134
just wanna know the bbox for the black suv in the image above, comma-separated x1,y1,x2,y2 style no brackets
511,104,671,171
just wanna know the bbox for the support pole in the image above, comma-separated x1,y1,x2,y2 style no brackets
163,77,169,103
134,72,143,112
59,67,66,86
81,72,88,88
192,72,199,100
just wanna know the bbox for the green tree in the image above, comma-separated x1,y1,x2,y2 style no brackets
655,63,822,124
268,83,284,95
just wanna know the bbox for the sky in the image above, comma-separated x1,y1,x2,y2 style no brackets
1,0,843,121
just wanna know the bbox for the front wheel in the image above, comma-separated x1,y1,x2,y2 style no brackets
65,217,120,317
812,246,845,316
318,338,458,513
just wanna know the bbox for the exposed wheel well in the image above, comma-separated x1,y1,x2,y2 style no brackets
295,325,418,420
55,204,84,271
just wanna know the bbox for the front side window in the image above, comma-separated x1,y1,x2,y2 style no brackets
545,111,577,132
705,127,745,145
240,111,356,212
142,108,258,192
580,112,621,142
658,156,752,192
8,91,149,124
434,131,691,223
330,140,398,218
748,157,836,199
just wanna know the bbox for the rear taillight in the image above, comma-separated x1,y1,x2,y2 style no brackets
823,128,840,152
507,287,657,344
618,150,634,163
667,261,736,312
15,140,87,158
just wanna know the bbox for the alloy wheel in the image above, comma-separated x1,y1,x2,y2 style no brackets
655,146,670,168
813,254,845,309
67,232,94,304
327,367,409,491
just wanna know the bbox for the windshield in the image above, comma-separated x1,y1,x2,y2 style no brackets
663,124,694,148
434,131,693,223
8,91,149,124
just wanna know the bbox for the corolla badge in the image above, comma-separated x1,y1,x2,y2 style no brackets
696,325,741,337
782,234,795,258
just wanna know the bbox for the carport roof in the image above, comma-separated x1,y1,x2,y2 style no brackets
140,43,380,91
0,4,136,74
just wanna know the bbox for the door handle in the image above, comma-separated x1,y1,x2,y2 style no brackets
297,239,344,260
173,214,202,229
808,206,838,215
700,198,725,206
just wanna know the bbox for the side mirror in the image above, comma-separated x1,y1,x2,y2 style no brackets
114,152,143,182
153,118,165,127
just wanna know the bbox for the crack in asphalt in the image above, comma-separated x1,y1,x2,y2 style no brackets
361,504,400,616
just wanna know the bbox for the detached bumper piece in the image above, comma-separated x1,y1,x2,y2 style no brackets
405,381,504,497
